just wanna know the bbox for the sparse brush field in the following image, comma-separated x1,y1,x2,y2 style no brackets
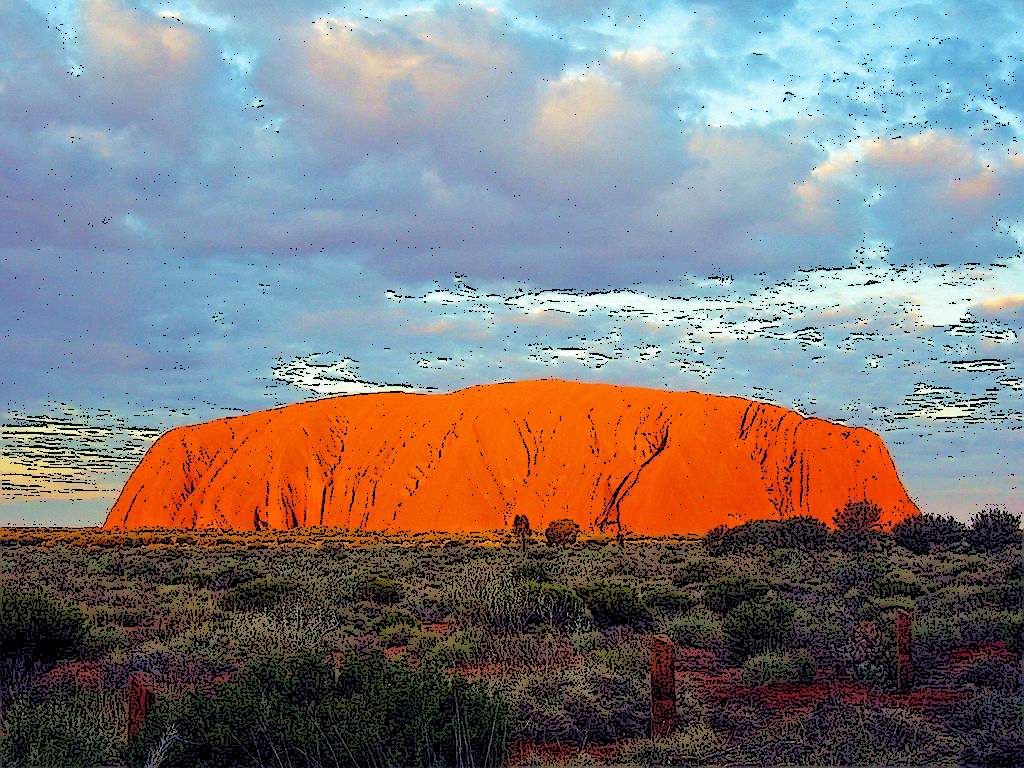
0,515,1021,768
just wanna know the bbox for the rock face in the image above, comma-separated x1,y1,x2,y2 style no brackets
104,380,919,533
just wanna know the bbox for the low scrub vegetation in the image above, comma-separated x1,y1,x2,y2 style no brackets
0,507,1019,767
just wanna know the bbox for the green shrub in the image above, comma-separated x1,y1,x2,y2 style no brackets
378,623,420,648
914,608,1023,655
511,666,647,744
458,572,531,632
354,576,404,605
780,700,957,766
137,651,508,768
425,629,484,667
891,514,966,554
545,519,581,548
967,506,1022,552
951,693,1024,768
864,596,916,619
0,589,88,666
737,649,814,685
221,577,295,611
173,558,260,590
644,584,699,613
512,559,551,583
723,592,798,660
578,581,653,629
956,655,1021,692
781,516,830,550
704,573,769,614
524,581,587,628
665,608,725,650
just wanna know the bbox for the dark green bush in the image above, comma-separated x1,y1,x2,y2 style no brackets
0,686,122,768
705,517,829,554
513,559,551,583
512,666,647,745
723,592,798,660
354,576,404,605
644,584,698,613
666,608,724,650
951,693,1024,768
524,582,586,628
704,573,769,614
891,513,966,554
545,519,581,548
793,648,817,683
619,723,735,766
578,581,652,629
136,651,508,768
0,589,87,666
768,700,956,766
967,507,1022,552
956,655,1021,692
703,524,730,553
221,576,295,611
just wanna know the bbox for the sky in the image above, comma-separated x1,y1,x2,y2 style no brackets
1,0,1022,525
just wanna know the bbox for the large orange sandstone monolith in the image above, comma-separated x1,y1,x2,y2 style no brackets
104,380,919,533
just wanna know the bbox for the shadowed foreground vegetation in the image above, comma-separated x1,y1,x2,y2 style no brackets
0,508,1020,767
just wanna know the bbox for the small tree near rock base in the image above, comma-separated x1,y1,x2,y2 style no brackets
513,515,532,552
833,500,883,550
545,519,581,548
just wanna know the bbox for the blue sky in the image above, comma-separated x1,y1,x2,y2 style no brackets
1,0,1021,524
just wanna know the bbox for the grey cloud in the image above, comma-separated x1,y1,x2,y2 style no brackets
1,408,159,502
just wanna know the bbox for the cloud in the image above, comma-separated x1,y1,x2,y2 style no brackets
526,330,661,368
950,359,1010,372
892,382,1020,425
4,0,1024,281
392,255,1024,338
1,408,159,502
271,353,426,396
975,294,1024,318
797,131,1024,263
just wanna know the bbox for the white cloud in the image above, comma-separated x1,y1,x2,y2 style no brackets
271,353,425,396
950,359,1011,372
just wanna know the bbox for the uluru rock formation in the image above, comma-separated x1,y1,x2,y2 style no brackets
104,380,919,533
